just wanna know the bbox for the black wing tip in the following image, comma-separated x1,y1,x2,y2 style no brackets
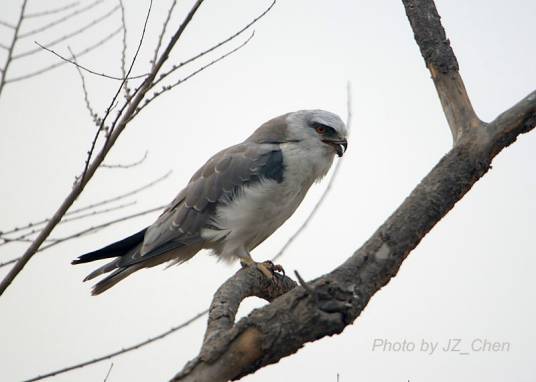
71,252,97,265
71,228,147,265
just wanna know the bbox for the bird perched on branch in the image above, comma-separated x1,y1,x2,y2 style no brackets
73,110,348,295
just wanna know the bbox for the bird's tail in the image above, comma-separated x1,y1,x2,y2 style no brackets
90,264,143,295
72,228,147,295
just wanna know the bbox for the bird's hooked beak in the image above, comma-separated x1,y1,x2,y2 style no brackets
322,138,348,157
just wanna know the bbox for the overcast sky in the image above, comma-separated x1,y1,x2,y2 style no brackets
1,0,535,381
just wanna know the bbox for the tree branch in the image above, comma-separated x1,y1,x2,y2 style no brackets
0,171,171,239
402,0,480,143
35,40,148,81
19,0,105,39
170,1,536,380
7,27,122,83
21,310,208,382
0,0,210,296
26,1,81,19
14,5,120,60
173,267,296,382
0,0,27,98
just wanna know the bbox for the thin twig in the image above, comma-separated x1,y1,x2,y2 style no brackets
151,0,178,66
68,171,171,216
118,0,130,99
7,27,122,83
39,206,165,251
21,310,208,382
0,19,15,29
134,32,254,118
0,201,137,247
101,150,148,169
151,0,275,91
33,40,148,81
0,171,170,238
14,5,120,60
26,2,81,18
69,47,100,125
103,363,114,382
19,0,106,39
0,0,28,97
0,258,17,268
0,205,165,269
60,201,138,225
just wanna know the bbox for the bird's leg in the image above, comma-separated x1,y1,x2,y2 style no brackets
238,248,284,279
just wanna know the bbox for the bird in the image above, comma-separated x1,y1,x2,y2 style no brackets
72,109,348,295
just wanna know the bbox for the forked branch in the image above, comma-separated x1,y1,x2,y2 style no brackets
171,1,536,381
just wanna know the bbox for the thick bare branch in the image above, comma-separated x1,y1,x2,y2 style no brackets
173,267,296,382
171,1,536,379
486,90,536,153
402,0,480,143
172,88,536,382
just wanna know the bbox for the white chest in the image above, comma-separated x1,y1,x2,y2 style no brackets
202,143,335,258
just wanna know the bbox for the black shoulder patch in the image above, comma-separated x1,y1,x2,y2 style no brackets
261,149,284,183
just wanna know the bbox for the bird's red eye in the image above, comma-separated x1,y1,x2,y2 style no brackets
315,126,326,134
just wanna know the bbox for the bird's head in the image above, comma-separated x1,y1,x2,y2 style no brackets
285,109,348,157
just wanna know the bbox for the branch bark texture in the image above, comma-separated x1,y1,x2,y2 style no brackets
172,1,536,381
403,0,480,143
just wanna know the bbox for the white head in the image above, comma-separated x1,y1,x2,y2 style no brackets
285,110,348,157
248,109,348,158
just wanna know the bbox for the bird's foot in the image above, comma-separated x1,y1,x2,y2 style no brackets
240,259,285,279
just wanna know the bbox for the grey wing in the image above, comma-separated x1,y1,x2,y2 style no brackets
120,142,284,267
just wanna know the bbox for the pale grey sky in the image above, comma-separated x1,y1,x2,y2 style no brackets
1,0,535,381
